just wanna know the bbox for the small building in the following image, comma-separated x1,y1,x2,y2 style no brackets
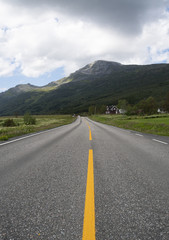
106,105,119,114
119,109,126,114
157,108,166,114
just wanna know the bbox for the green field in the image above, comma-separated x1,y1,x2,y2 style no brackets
0,115,76,141
89,114,169,136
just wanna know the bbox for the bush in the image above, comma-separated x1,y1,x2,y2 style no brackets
24,113,36,125
2,119,16,127
0,135,9,141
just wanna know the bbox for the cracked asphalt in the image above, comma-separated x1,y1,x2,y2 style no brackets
0,117,169,239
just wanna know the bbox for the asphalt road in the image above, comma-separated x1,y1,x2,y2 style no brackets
0,116,169,239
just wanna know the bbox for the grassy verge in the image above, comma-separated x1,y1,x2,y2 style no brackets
0,115,76,141
89,114,169,136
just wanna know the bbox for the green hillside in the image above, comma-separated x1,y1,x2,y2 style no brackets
0,61,169,115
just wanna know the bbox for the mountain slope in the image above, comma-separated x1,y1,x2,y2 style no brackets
0,60,169,115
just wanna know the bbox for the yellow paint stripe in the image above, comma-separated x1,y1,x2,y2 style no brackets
82,149,96,240
89,130,92,141
85,120,92,141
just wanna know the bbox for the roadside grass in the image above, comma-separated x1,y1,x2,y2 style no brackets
0,115,76,141
89,114,169,136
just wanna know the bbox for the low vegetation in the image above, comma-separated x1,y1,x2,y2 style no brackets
0,115,76,141
89,114,169,136
2,118,17,127
24,112,36,125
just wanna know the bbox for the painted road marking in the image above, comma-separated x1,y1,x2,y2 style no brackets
136,134,143,137
85,120,92,141
89,130,92,141
0,116,81,147
0,131,46,147
82,149,96,240
0,124,71,147
152,139,168,145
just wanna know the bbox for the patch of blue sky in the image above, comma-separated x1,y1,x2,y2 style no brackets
159,48,169,54
1,26,9,32
0,67,65,92
54,17,59,22
159,59,168,63
156,48,169,63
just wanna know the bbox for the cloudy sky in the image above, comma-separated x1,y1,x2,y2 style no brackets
0,0,169,92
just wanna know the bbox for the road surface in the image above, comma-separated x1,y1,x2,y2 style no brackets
0,117,169,239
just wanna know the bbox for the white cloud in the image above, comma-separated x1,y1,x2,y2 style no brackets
3,0,169,35
0,58,18,77
0,0,169,80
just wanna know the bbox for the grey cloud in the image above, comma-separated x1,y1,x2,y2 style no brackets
3,0,169,35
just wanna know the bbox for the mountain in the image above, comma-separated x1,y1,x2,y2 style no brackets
0,60,169,115
3,77,70,98
69,60,122,80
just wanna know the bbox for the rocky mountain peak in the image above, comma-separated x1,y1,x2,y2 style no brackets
78,60,122,76
13,83,38,92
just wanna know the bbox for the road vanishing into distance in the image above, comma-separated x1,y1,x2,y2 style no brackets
0,116,169,240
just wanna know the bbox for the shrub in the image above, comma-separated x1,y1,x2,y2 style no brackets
2,119,16,127
24,113,36,125
0,135,9,141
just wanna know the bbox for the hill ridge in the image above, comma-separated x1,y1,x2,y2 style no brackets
0,60,169,115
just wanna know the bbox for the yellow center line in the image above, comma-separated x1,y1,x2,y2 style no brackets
89,130,92,141
85,120,92,141
82,149,96,240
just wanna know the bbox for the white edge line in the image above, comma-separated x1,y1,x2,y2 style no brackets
152,139,168,145
136,134,143,137
0,116,80,147
0,126,65,147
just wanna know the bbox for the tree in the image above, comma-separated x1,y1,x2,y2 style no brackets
137,97,157,115
126,104,138,116
117,99,128,111
96,105,106,114
88,106,95,115
164,92,169,112
14,111,19,118
145,97,157,115
24,112,36,125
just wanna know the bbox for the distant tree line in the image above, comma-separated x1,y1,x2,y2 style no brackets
88,105,106,115
125,92,169,115
88,92,169,116
118,92,169,115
